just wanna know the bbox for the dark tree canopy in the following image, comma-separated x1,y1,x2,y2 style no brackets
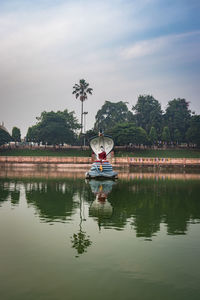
132,95,163,135
164,98,191,142
26,125,40,143
108,123,148,146
149,126,158,145
174,129,182,144
26,110,80,145
12,127,21,142
6,93,199,148
85,128,98,142
94,101,134,132
0,128,12,146
186,115,200,147
161,126,171,144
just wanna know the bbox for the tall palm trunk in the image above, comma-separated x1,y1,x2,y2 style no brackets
81,100,83,135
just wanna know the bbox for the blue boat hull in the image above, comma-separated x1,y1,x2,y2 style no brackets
85,161,118,179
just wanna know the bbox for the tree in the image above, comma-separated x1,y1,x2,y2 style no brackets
161,126,171,144
84,128,98,145
149,126,158,145
0,128,12,146
164,98,191,142
174,129,181,145
132,95,163,135
26,125,40,143
12,127,21,143
186,115,200,147
72,79,93,135
94,101,134,132
26,110,80,145
108,123,148,146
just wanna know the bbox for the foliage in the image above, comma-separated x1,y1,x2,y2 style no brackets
94,101,134,132
161,126,171,143
149,127,158,145
186,115,200,147
26,110,80,145
0,128,12,146
72,79,93,102
114,149,200,158
132,95,163,135
108,123,148,145
164,98,191,142
12,127,21,142
26,125,40,143
71,231,92,257
174,129,181,144
72,79,93,135
84,128,98,144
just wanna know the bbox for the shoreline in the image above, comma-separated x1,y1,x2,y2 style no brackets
0,156,200,167
0,169,200,180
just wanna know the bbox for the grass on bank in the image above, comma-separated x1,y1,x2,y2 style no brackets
0,148,200,158
115,149,200,158
0,148,91,157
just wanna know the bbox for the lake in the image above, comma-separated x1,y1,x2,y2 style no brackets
0,169,200,300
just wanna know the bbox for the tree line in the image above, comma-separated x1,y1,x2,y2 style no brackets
0,81,200,148
88,96,200,147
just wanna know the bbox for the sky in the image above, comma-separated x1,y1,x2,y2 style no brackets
0,0,200,136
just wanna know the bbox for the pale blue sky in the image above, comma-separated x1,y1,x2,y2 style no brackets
0,0,200,136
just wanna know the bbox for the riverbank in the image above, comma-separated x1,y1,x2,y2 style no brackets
1,148,200,158
0,156,200,167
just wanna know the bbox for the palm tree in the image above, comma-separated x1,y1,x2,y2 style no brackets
72,79,93,135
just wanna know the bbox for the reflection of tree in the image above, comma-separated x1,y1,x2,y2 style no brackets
71,193,92,257
11,182,20,205
71,231,92,257
0,180,20,207
24,179,89,222
1,177,200,241
98,179,200,238
0,188,9,205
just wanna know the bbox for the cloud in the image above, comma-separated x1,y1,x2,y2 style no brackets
0,0,200,135
120,31,200,60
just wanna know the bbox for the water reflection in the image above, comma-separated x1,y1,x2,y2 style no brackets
0,179,20,207
71,188,93,257
25,181,76,222
109,179,200,237
71,229,92,257
89,180,115,228
0,174,200,241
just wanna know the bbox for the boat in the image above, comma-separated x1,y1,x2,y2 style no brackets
85,132,118,179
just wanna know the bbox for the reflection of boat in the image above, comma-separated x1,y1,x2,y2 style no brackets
89,180,115,218
90,198,113,218
85,132,118,179
89,179,115,194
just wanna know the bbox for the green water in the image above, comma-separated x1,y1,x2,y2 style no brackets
0,172,200,300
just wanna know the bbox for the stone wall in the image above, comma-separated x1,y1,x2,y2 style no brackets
0,156,200,167
111,157,200,166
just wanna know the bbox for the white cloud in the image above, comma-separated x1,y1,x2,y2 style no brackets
120,31,200,60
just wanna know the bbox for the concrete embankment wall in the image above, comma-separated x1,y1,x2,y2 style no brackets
0,156,200,167
1,169,200,180
112,157,200,167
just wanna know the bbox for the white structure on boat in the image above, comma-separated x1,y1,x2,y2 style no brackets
85,132,118,179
